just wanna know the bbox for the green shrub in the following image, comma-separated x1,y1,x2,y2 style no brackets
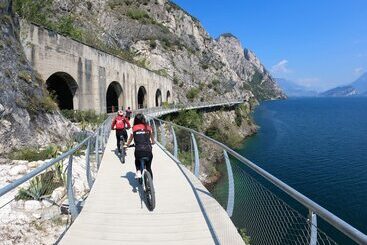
173,110,202,131
237,228,251,244
173,76,179,85
149,39,157,49
56,15,84,40
18,70,32,83
212,79,220,87
61,109,107,127
201,63,209,70
126,8,149,20
186,88,200,101
9,145,60,161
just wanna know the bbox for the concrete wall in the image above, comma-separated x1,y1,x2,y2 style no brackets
19,21,173,112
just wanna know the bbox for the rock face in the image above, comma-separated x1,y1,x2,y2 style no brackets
0,1,75,155
13,0,285,104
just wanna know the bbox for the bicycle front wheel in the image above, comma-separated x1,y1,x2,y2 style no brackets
144,171,155,211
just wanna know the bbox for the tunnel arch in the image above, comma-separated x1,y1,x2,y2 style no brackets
46,72,78,110
155,89,162,107
137,86,147,109
106,81,123,113
166,90,171,103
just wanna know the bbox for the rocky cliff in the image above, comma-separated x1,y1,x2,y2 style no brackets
0,1,75,155
13,0,285,103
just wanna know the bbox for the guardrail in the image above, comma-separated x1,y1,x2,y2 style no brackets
0,116,112,244
146,115,367,245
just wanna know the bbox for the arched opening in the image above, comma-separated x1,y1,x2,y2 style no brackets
106,82,123,113
137,86,147,109
166,90,171,103
46,72,78,110
155,89,162,107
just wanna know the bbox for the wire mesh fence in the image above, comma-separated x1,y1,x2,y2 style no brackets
150,116,367,245
0,116,112,244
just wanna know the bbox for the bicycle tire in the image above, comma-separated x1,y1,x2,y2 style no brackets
144,171,155,211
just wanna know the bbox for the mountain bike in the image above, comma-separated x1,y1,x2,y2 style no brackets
137,157,155,211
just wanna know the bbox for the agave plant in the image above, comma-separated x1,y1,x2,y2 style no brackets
16,170,64,201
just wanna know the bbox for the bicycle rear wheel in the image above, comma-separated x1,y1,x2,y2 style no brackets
144,171,155,211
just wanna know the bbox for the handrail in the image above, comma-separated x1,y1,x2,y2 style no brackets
0,116,112,199
147,116,367,245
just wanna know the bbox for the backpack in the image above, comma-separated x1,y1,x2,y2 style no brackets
115,117,126,130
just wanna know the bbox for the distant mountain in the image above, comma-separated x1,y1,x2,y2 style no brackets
321,72,367,97
275,78,318,97
321,86,357,97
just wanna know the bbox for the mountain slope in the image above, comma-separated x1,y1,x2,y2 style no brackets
0,2,74,155
276,78,318,97
322,72,367,97
13,0,285,103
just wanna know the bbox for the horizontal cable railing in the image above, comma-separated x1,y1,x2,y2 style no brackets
146,115,367,245
0,116,112,244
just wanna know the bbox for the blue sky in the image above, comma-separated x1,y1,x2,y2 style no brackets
173,0,367,92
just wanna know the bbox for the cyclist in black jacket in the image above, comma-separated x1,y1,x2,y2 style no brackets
126,114,155,179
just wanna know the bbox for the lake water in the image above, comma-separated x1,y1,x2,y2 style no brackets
238,97,367,241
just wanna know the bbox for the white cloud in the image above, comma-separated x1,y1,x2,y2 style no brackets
354,67,364,76
271,59,292,75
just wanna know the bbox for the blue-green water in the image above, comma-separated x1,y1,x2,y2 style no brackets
239,97,367,236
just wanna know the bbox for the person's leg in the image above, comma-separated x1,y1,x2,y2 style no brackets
134,152,142,178
145,155,153,179
122,129,128,142
116,130,122,152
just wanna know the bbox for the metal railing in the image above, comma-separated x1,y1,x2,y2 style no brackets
0,116,112,244
146,115,367,245
133,98,245,117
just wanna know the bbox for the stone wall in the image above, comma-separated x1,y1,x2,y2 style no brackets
19,21,173,112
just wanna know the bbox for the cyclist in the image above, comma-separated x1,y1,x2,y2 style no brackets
125,106,132,121
111,110,131,154
126,113,155,179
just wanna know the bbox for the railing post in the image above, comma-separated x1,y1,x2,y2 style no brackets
191,133,200,177
95,128,100,169
152,119,158,141
171,125,178,158
101,125,105,151
223,150,235,217
159,120,166,147
309,210,318,245
67,154,78,220
85,139,93,189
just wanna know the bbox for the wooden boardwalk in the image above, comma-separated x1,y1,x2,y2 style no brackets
60,131,244,244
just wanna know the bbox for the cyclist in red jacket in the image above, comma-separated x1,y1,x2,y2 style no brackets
111,110,131,154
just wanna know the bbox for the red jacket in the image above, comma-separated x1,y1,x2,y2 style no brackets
111,115,131,130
